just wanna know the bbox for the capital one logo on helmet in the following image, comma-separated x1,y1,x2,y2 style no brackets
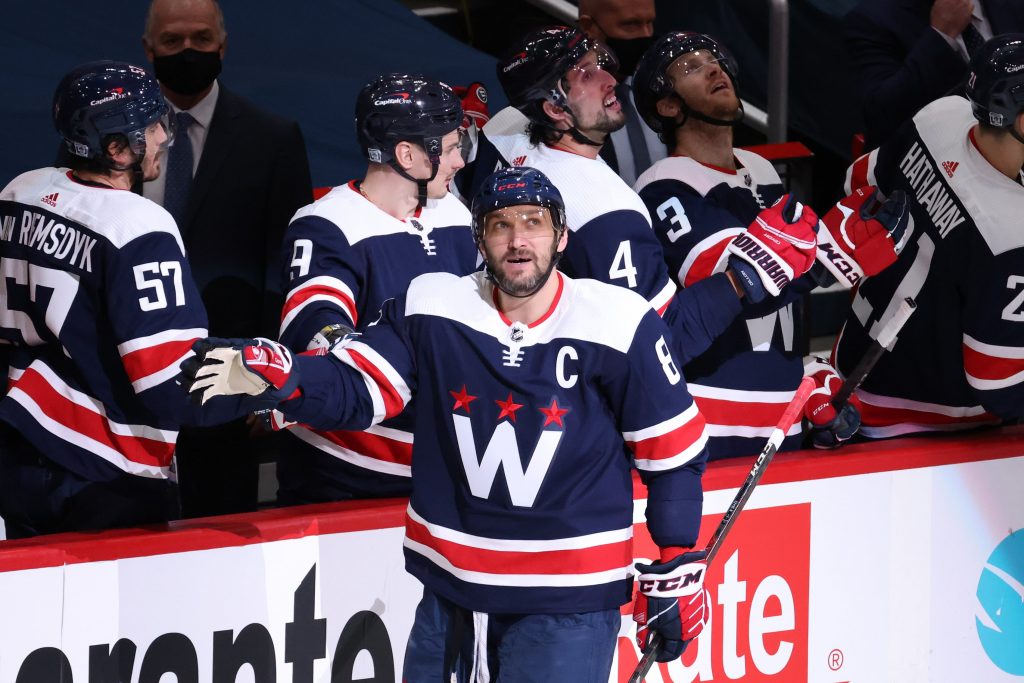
373,93,411,106
90,89,129,106
503,52,529,73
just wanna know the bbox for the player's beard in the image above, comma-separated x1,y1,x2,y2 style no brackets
487,241,560,297
582,107,626,137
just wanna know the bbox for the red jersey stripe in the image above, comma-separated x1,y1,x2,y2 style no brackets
345,348,405,419
405,515,632,576
314,427,413,466
628,410,707,461
10,368,175,467
120,337,197,384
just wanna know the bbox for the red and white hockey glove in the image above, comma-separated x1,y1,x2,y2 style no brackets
803,357,862,449
815,187,910,289
633,549,710,662
726,194,819,302
180,337,300,407
452,82,490,131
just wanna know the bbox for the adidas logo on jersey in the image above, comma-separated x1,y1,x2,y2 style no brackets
41,192,59,207
511,155,527,167
942,160,959,178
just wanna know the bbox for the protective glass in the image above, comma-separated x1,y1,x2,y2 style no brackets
561,44,620,93
667,49,725,80
481,207,556,241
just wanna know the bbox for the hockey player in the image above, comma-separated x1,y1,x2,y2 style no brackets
0,61,239,537
456,25,823,367
833,34,1024,438
275,74,477,504
631,32,910,458
181,167,713,680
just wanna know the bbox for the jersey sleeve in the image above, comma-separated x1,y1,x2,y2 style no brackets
609,309,709,549
279,214,364,350
105,231,234,424
279,296,416,431
560,209,678,315
961,249,1024,419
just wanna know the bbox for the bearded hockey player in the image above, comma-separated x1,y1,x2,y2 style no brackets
834,33,1024,438
275,74,477,503
181,167,714,680
632,31,910,458
0,61,238,537
457,25,822,367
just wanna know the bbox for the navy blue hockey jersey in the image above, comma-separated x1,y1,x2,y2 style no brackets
457,120,742,365
835,96,1023,437
635,152,807,458
0,168,217,482
279,271,709,614
277,181,477,496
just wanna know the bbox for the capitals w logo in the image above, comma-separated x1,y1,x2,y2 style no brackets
452,415,563,507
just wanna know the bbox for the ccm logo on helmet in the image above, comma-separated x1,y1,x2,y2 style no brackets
496,181,527,191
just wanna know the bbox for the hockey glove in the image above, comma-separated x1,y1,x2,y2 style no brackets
803,357,862,449
633,550,710,662
815,187,910,289
179,337,300,408
452,82,491,131
726,194,818,303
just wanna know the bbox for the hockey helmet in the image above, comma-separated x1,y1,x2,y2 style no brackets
497,26,618,118
633,31,739,133
355,73,463,167
966,33,1024,129
53,60,171,160
471,166,566,243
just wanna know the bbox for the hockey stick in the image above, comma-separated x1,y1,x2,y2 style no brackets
628,376,815,683
831,296,917,409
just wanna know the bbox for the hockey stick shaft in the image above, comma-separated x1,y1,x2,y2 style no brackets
629,376,815,683
831,296,916,409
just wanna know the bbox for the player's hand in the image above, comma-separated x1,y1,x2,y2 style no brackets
726,194,818,302
803,357,861,449
179,337,300,407
633,550,710,662
930,0,973,39
815,187,910,289
452,82,490,131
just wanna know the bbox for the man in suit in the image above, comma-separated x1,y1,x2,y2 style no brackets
845,0,1024,150
143,0,313,516
578,0,668,186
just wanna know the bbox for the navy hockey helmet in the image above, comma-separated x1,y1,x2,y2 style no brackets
53,60,171,160
966,33,1024,134
471,166,566,243
355,73,463,167
633,31,740,134
498,26,618,123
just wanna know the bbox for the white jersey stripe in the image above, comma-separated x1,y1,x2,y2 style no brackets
289,426,412,477
117,327,207,355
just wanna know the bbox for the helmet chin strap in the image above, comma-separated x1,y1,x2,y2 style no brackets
389,159,439,209
679,97,745,128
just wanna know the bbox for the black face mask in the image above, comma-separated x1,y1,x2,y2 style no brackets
604,35,656,80
153,48,222,96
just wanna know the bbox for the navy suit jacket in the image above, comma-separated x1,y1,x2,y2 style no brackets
844,0,1024,150
179,85,312,339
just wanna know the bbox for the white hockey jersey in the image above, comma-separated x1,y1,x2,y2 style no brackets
835,96,1024,437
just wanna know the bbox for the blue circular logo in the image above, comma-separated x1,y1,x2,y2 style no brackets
976,529,1024,675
